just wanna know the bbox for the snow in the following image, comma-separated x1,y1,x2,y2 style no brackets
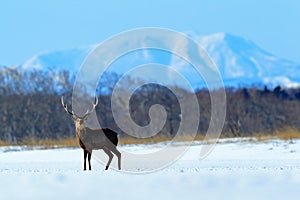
0,139,300,200
264,76,300,88
21,46,93,72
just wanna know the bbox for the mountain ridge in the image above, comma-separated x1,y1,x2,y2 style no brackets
9,32,300,89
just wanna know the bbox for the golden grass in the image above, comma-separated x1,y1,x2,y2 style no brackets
0,140,9,146
0,137,78,149
274,127,300,140
118,134,206,145
0,135,206,148
252,127,300,142
1,128,300,148
23,137,79,148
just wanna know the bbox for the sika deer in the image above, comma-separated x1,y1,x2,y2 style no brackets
61,96,121,171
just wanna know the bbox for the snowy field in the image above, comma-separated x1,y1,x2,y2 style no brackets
1,138,300,200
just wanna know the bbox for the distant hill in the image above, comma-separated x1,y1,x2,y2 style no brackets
17,32,300,89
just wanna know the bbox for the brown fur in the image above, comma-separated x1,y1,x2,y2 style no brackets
62,96,121,171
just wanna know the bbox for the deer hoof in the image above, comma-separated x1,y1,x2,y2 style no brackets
105,166,109,170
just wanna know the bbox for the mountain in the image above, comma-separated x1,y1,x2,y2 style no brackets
194,33,300,88
19,32,300,89
22,46,93,72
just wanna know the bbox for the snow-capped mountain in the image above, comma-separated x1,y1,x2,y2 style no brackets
194,33,300,88
22,46,93,72
19,32,300,89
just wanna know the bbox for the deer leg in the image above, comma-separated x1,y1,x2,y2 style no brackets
103,148,113,170
83,150,88,171
88,151,92,171
109,146,121,170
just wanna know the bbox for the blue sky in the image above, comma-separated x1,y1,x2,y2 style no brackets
1,0,299,65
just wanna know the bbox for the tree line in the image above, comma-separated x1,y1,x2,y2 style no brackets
1,67,300,143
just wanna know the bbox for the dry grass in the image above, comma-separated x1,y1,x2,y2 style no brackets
119,130,300,145
274,127,300,140
0,140,10,146
0,135,206,148
24,137,79,148
119,135,170,145
0,137,78,149
118,134,206,145
1,128,300,148
253,127,300,142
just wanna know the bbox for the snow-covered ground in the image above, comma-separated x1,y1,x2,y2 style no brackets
1,138,300,200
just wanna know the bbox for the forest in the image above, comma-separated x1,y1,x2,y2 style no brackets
1,67,300,144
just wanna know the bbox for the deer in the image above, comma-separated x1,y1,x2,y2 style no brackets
61,96,121,171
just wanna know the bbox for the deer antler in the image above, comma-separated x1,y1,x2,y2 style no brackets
61,96,75,116
82,97,98,119
61,96,98,120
